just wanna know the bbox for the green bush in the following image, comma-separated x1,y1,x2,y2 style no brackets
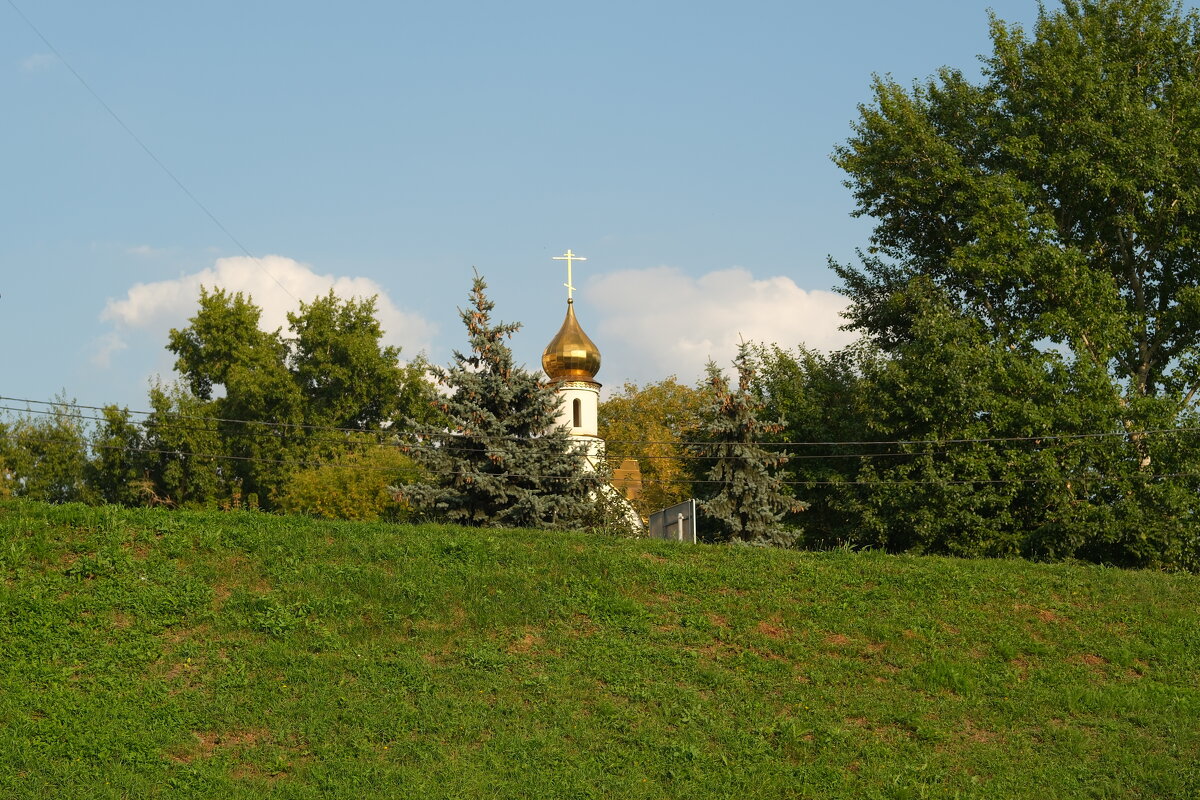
277,443,420,522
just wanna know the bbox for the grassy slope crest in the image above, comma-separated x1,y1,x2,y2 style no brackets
1,500,1197,799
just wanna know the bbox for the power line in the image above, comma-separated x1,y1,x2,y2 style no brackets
5,394,1196,452
0,430,709,487
0,403,511,461
0,396,404,438
0,401,632,460
5,0,297,302
0,401,812,465
2,399,1179,473
4,429,1198,490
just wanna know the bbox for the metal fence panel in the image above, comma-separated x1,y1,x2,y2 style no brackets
648,499,697,544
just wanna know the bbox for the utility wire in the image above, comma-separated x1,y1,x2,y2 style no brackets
1,400,1178,471
4,402,905,464
5,0,297,302
4,394,1195,452
1,396,431,439
4,429,1199,490
0,430,720,486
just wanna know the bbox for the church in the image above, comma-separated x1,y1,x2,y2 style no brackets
539,250,644,512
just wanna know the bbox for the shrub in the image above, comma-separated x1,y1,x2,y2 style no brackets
277,443,420,522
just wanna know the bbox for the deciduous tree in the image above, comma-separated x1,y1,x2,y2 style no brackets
829,0,1200,568
87,405,150,506
288,291,413,432
598,378,705,517
140,382,225,508
1,400,91,504
837,0,1200,420
167,288,302,503
162,286,436,508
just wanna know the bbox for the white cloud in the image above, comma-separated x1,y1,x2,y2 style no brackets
97,254,435,365
89,332,128,368
20,53,56,72
586,265,856,385
125,244,167,257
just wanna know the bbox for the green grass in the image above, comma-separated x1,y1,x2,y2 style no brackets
1,500,1197,799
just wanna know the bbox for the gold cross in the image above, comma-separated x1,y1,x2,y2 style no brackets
553,249,587,301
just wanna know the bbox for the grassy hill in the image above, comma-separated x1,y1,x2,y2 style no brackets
0,500,1197,799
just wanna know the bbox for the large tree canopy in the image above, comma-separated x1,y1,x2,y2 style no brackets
159,287,431,507
820,0,1200,569
835,0,1200,409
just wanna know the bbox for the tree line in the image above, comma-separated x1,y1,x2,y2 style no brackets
778,0,1199,571
1,288,437,520
4,0,1200,570
0,275,794,541
590,0,1200,571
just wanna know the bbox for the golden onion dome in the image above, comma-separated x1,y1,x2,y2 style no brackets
542,300,601,381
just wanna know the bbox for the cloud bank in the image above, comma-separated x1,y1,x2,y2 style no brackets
97,254,434,367
586,266,856,385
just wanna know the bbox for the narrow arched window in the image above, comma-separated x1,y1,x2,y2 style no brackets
572,398,582,428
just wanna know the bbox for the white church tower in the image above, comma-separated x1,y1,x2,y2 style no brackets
542,250,604,467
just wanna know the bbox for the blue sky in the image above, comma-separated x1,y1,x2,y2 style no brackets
2,0,1045,413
